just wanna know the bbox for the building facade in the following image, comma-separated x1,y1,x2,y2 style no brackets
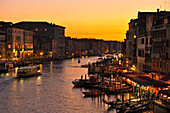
0,31,6,60
14,22,66,59
126,19,137,68
6,28,33,60
151,14,170,73
126,9,170,73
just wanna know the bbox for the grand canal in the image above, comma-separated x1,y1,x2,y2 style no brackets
0,56,169,113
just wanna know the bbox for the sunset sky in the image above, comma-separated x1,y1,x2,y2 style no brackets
0,0,168,41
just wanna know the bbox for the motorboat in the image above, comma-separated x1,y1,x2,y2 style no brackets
17,65,41,77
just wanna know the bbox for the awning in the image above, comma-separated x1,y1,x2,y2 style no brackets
122,73,170,87
158,90,170,97
160,76,170,82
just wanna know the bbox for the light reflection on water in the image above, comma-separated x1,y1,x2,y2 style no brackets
0,56,169,113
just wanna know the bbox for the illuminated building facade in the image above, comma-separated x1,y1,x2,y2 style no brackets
6,28,33,60
126,9,170,73
14,22,66,59
0,31,6,60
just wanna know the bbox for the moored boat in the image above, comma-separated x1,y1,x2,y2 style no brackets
17,65,41,77
82,91,105,97
103,98,124,106
83,81,101,89
0,61,14,73
72,79,90,87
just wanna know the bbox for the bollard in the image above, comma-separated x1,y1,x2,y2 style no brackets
85,74,87,81
81,75,83,83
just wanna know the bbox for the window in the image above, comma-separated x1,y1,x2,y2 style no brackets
164,18,168,24
152,61,155,68
166,64,169,72
160,61,162,68
158,33,159,39
155,33,157,39
8,44,11,48
146,38,148,44
164,62,166,70
8,35,11,41
157,61,159,68
15,36,21,42
25,43,33,49
141,38,144,44
25,36,33,42
150,38,152,44
0,36,5,41
164,31,166,38
166,53,169,59
161,32,163,39
138,49,144,57
166,40,169,47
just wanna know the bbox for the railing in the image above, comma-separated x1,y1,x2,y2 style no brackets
143,65,151,70
145,53,150,57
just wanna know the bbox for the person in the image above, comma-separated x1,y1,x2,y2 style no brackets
78,59,80,63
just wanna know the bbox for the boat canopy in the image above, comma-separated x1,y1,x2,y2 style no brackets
18,65,40,70
158,90,170,97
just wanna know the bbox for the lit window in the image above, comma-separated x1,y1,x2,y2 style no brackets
134,35,136,39
8,44,11,49
164,18,168,24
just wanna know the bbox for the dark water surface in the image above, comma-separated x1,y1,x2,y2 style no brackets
0,56,169,113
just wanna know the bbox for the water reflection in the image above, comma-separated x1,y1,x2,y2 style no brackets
50,61,53,73
12,80,17,92
0,56,168,113
72,58,74,64
19,79,24,85
36,76,42,85
36,76,42,101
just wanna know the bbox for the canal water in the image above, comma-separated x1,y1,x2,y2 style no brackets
0,56,169,113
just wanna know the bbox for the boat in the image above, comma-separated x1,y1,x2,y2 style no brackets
98,57,103,60
105,86,132,95
83,81,101,89
123,98,152,113
103,98,124,106
17,65,41,77
155,90,170,110
0,61,14,73
82,91,105,97
72,79,90,87
81,64,90,68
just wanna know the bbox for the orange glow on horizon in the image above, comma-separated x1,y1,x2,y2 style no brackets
0,0,166,41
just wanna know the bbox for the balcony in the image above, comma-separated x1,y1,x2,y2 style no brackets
57,43,65,48
151,53,160,58
152,24,167,31
152,38,162,42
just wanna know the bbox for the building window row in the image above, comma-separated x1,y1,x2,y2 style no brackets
153,31,166,39
153,60,169,72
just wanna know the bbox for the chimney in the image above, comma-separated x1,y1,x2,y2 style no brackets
157,8,159,12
